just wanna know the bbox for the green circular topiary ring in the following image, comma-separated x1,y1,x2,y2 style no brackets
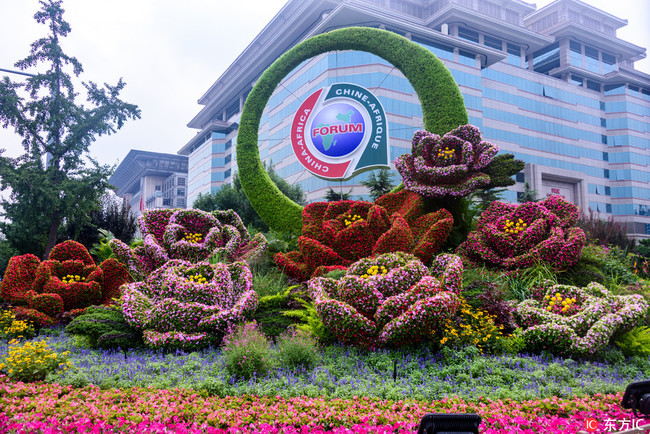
237,27,468,235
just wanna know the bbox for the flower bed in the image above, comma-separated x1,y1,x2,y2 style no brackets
1,377,648,433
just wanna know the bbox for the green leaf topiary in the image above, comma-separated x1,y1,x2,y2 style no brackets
237,27,468,235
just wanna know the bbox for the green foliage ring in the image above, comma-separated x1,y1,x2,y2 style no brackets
238,27,469,234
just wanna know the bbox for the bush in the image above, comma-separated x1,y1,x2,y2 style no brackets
276,327,319,370
0,338,72,382
614,326,650,358
64,305,142,349
437,297,505,354
252,287,302,339
222,321,275,380
577,209,635,252
0,309,35,340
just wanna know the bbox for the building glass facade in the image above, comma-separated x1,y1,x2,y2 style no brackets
179,0,650,237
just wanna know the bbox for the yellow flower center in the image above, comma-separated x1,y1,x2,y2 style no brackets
61,274,84,284
503,218,527,234
187,273,208,284
437,146,455,161
344,213,363,227
544,292,577,314
183,232,204,243
360,265,388,279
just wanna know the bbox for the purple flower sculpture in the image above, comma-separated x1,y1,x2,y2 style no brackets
309,252,462,348
110,209,267,280
395,125,498,198
514,282,649,356
121,259,257,349
457,195,586,270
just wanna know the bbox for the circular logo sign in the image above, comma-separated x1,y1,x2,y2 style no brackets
310,103,365,158
290,83,389,180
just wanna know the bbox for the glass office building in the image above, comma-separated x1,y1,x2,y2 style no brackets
178,0,650,237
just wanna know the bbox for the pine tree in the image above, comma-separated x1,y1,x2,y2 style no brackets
0,1,140,259
517,181,539,203
359,168,396,201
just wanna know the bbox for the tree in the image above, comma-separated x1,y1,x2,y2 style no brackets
0,1,140,259
325,187,352,202
60,192,138,249
517,181,539,203
193,164,306,231
359,168,396,201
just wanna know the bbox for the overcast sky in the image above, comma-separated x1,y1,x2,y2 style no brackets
0,0,649,168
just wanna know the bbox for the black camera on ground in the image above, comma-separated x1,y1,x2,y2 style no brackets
416,413,481,434
622,380,650,418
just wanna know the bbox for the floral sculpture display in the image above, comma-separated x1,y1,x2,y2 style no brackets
514,282,648,356
274,190,454,281
0,241,131,326
110,209,268,281
457,195,586,270
395,125,498,198
309,252,462,348
120,259,257,349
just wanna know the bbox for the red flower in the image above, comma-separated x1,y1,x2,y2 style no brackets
275,190,453,281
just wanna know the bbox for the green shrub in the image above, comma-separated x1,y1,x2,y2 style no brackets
222,321,275,380
0,338,72,382
276,327,319,370
497,328,526,355
252,287,302,339
614,326,650,357
64,305,142,349
283,296,336,345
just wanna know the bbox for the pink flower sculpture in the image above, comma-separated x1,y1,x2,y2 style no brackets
121,259,257,350
110,209,268,280
457,195,586,270
395,125,498,198
309,252,462,348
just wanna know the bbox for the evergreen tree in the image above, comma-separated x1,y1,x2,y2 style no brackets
517,181,539,203
325,187,352,202
359,168,396,201
0,1,140,259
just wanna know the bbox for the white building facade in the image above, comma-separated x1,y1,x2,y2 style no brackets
179,0,650,237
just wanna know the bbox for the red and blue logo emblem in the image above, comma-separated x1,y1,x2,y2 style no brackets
291,83,389,180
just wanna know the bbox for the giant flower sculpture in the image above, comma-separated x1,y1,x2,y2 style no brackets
309,252,462,348
120,259,257,349
110,208,268,280
0,241,131,326
514,282,648,356
457,195,586,270
274,190,453,281
395,125,498,198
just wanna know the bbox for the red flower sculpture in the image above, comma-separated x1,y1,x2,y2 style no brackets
0,240,131,325
274,190,453,281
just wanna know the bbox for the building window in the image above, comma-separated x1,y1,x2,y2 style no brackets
532,42,560,74
458,27,479,43
600,118,607,128
163,198,171,206
506,43,521,66
584,45,600,73
605,186,611,196
602,52,616,73
178,177,185,186
515,172,525,183
484,35,502,50
604,169,610,179
602,152,609,161
177,188,185,197
571,75,584,87
176,198,186,207
587,80,601,92
601,135,608,144
645,224,650,235
155,185,161,191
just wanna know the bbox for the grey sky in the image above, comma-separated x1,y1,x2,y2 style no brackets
0,0,648,169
